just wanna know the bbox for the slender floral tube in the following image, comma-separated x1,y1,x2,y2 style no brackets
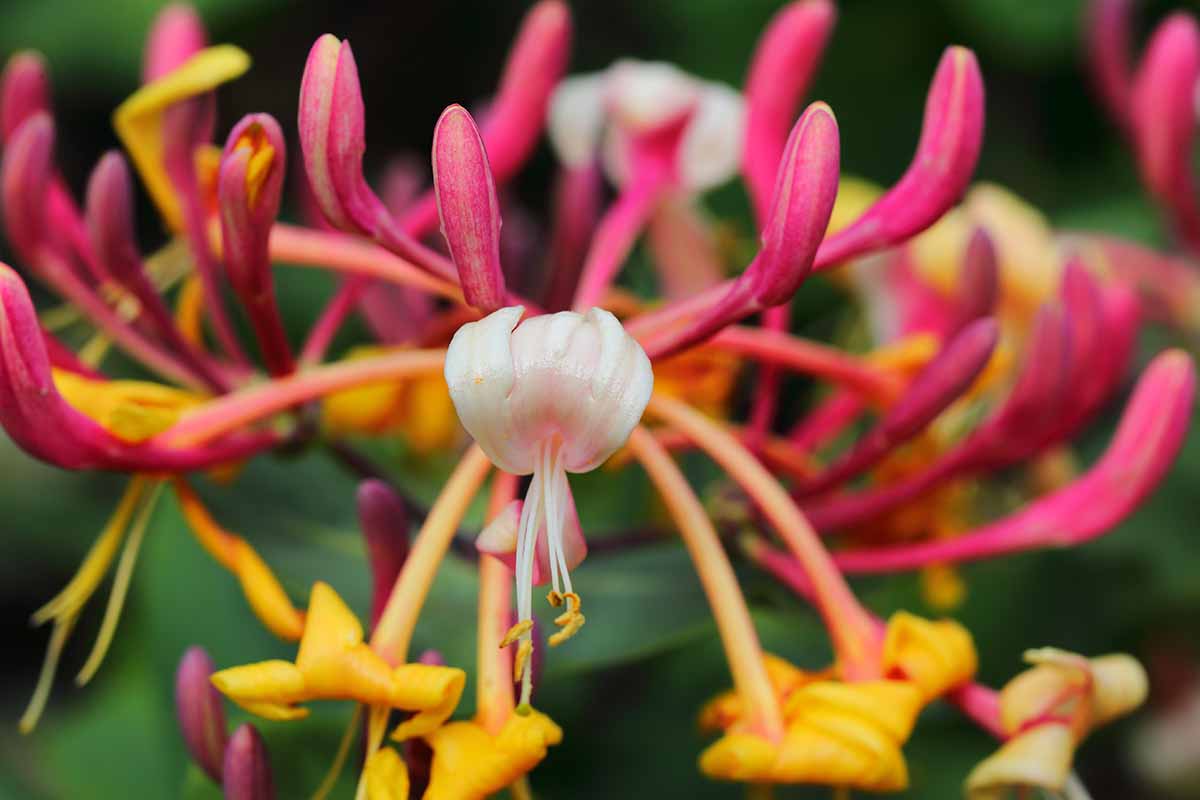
644,392,881,678
142,4,207,83
1131,13,1200,253
814,46,984,268
157,347,445,448
433,105,507,313
795,318,999,497
628,426,784,741
640,103,840,359
830,350,1195,573
477,472,520,734
741,0,837,222
85,151,229,392
543,164,602,311
1085,0,1136,132
370,446,493,666
219,113,294,376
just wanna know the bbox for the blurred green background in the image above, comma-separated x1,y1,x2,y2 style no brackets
1,0,1198,798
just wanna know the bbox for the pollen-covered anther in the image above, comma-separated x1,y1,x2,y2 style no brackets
500,619,534,649
547,591,585,646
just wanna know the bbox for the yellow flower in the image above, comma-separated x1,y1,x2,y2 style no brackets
419,710,563,800
698,612,976,791
212,581,465,739
965,648,1148,799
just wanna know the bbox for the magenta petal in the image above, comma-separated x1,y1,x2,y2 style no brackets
643,102,839,359
1131,13,1200,252
1085,0,1136,131
142,4,208,83
833,349,1196,573
815,46,985,268
297,35,352,229
0,51,50,144
483,0,572,182
1,113,55,265
741,0,837,223
948,227,999,334
356,480,410,628
796,317,999,496
222,724,274,800
175,646,228,784
433,105,507,312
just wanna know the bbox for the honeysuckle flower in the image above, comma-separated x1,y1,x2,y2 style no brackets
212,581,466,739
444,304,653,707
696,610,976,790
964,648,1148,798
176,646,228,782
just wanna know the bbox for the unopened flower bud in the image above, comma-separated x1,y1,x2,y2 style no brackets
433,105,506,312
223,724,274,800
0,51,50,144
356,479,410,627
174,646,227,783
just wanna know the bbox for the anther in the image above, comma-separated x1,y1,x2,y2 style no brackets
500,619,534,648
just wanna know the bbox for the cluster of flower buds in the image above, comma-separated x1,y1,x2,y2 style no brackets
0,0,1194,798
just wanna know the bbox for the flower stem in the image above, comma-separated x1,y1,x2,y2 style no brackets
267,223,462,302
628,427,785,741
477,472,519,734
158,347,445,446
645,392,881,679
370,446,493,666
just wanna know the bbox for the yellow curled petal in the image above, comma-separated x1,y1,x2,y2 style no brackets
698,654,816,732
210,659,306,711
787,680,923,743
999,652,1090,736
236,700,310,722
364,747,410,800
698,731,779,783
389,664,468,741
881,611,977,703
964,723,1075,800
113,45,251,229
702,680,920,791
295,582,366,670
1088,654,1149,728
231,540,306,642
423,711,562,800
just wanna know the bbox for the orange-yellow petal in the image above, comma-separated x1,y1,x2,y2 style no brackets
423,711,563,800
364,747,410,800
881,611,977,703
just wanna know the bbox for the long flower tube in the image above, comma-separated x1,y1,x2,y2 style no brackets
628,426,785,741
154,347,446,448
793,317,999,497
801,304,1073,533
638,103,840,360
84,150,230,392
1,115,219,391
643,392,881,679
826,349,1195,574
